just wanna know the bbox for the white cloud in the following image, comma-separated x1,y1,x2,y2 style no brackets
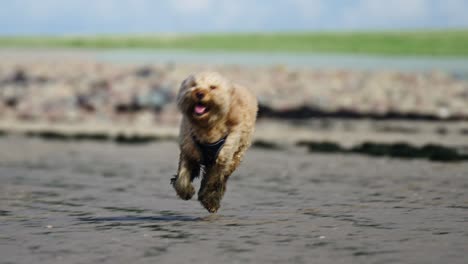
209,1,244,30
437,0,468,26
171,0,213,14
290,0,323,19
360,0,428,19
341,0,430,28
1,0,468,34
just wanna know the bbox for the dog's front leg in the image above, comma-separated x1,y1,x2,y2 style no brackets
198,132,241,213
198,164,226,213
172,154,199,200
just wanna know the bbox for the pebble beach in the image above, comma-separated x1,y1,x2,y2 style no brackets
1,50,468,127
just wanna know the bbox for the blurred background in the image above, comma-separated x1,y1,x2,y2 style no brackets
0,0,467,159
1,1,468,264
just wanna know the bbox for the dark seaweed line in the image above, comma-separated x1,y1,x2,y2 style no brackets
1,129,466,162
253,140,468,163
0,130,176,144
258,104,468,122
296,141,468,162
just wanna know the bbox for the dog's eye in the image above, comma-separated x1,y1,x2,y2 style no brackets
191,82,197,87
210,85,217,90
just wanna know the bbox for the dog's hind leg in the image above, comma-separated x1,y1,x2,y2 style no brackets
172,154,199,200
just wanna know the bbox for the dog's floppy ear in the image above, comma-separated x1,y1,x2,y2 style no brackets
180,75,194,90
177,75,194,110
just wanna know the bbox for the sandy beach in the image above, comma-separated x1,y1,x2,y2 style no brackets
1,136,467,264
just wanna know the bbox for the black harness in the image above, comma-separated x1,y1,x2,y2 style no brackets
192,134,228,167
171,134,228,185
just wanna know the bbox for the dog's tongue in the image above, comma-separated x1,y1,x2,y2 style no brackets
195,104,206,115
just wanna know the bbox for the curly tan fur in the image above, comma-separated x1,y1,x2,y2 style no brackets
172,71,258,213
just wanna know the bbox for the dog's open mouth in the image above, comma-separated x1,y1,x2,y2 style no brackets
194,103,209,116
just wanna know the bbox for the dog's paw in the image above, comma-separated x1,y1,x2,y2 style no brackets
199,190,222,213
175,185,195,200
172,177,195,200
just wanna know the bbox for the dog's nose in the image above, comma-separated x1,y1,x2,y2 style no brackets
195,91,205,100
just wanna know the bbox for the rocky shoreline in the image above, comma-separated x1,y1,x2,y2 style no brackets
1,53,468,126
1,51,467,161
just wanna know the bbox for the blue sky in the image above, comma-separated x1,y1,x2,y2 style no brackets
1,0,468,35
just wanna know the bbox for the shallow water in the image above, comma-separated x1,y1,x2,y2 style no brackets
1,137,467,264
2,48,468,73
95,49,468,73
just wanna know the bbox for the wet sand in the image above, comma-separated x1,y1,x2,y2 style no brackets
1,137,467,264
